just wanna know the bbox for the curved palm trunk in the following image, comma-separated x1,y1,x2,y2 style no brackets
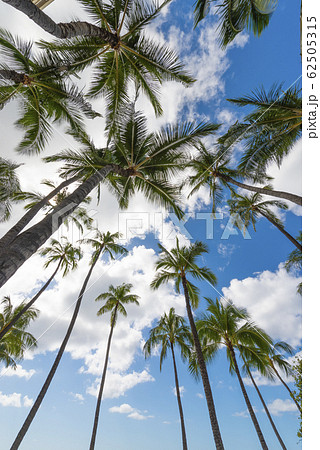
10,248,102,450
0,176,79,252
170,343,188,450
181,276,224,450
89,308,117,450
271,363,301,413
0,164,129,288
259,210,302,251
2,0,119,44
247,368,287,450
0,260,61,341
228,345,268,450
219,174,302,206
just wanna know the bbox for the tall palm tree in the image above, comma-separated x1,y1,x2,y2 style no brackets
0,156,21,222
240,348,287,450
14,179,94,234
144,307,192,450
196,298,271,449
285,231,302,295
11,230,127,450
0,108,217,288
185,142,302,209
220,83,302,173
228,192,302,251
0,237,82,341
265,341,301,413
0,175,80,251
193,0,277,46
0,29,99,153
31,0,194,125
0,296,38,368
151,239,224,450
89,283,140,450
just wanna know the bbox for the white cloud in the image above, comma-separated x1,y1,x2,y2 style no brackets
109,403,153,420
196,393,204,399
70,392,84,403
172,386,185,397
222,264,301,346
87,370,154,400
0,392,33,408
0,365,36,380
233,406,258,419
267,398,297,416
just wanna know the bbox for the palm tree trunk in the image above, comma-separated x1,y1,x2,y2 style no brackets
259,210,302,251
228,345,268,450
170,343,188,450
89,309,117,450
181,276,224,450
247,368,287,450
0,176,79,252
2,0,119,45
271,363,302,413
0,164,128,288
0,69,26,84
219,174,302,206
0,260,61,341
10,248,102,450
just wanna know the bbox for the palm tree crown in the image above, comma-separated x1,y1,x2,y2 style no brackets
0,156,21,222
0,296,39,368
144,307,191,370
151,239,217,307
0,29,99,153
41,0,194,126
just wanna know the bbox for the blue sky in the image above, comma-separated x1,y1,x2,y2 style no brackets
0,0,302,449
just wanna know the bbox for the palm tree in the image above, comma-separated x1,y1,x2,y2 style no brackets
0,296,38,368
0,175,80,251
10,230,127,450
228,192,302,250
151,239,224,449
29,0,194,125
14,179,94,234
265,341,301,413
0,29,99,154
0,107,217,288
0,237,82,341
240,348,287,450
220,83,302,174
196,298,271,449
285,231,302,295
144,307,192,450
89,283,140,450
185,142,302,209
193,0,277,46
0,157,21,222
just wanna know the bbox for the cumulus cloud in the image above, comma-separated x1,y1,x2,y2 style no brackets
0,392,33,408
0,365,36,380
267,398,297,416
222,264,302,346
172,386,185,397
109,403,153,420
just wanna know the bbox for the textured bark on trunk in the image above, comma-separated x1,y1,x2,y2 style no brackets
2,0,119,45
0,260,61,341
247,368,287,450
259,210,302,251
10,248,102,450
0,176,79,252
228,345,268,450
170,343,188,450
0,69,26,84
181,276,224,450
89,308,117,450
219,173,302,206
0,164,130,288
271,363,302,413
